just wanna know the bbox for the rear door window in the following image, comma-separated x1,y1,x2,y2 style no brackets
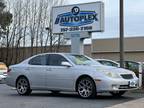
29,55,46,65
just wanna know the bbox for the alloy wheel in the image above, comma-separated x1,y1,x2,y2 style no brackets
16,77,31,95
77,77,96,98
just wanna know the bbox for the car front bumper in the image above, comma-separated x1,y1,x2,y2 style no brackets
96,77,139,92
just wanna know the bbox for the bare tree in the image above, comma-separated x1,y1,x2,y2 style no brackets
0,0,12,65
1,0,67,65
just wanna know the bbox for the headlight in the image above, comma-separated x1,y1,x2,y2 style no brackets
105,72,121,78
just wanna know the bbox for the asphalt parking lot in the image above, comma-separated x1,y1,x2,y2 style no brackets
0,84,144,108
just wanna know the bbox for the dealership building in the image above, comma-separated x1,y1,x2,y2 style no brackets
81,36,144,62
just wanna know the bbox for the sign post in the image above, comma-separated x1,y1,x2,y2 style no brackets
52,2,104,54
64,32,91,54
71,34,84,54
139,62,143,88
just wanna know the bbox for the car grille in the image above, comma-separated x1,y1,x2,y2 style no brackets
119,85,129,89
121,74,133,79
119,85,137,89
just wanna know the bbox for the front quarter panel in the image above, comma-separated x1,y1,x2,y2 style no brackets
73,66,105,86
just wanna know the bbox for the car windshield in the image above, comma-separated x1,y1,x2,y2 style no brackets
66,54,101,66
97,60,119,67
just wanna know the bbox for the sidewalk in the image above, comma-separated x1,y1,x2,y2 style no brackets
106,98,144,108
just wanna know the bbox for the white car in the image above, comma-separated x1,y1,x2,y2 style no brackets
6,53,138,98
96,59,120,67
0,62,8,83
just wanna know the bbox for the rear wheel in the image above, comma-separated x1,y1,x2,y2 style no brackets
77,77,96,99
110,91,126,97
16,77,32,95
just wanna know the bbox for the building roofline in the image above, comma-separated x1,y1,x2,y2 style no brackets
92,36,144,40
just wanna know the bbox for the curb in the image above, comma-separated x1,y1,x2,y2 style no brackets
106,98,144,108
131,89,144,93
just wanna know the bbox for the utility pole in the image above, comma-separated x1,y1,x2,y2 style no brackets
120,0,124,68
45,27,52,52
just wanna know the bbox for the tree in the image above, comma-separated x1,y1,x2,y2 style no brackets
0,0,12,64
0,0,12,30
0,0,66,65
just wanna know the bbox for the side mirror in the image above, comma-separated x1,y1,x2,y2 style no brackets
61,62,72,67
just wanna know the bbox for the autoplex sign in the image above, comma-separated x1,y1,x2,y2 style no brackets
52,2,104,34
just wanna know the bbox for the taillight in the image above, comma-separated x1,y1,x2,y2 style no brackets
7,68,11,74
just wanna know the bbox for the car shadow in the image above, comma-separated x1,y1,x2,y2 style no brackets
8,91,135,100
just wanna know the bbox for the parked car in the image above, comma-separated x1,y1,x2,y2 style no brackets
0,62,8,83
117,61,144,77
96,59,120,67
6,53,138,98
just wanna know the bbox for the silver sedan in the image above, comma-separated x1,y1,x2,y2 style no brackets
6,53,139,98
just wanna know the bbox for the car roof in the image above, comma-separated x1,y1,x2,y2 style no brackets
0,62,5,64
117,60,142,65
20,53,85,64
30,53,85,57
0,62,7,68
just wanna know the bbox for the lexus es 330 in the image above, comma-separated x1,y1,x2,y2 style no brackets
6,53,138,98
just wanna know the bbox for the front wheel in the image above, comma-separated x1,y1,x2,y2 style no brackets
110,91,126,97
16,77,32,95
77,77,96,99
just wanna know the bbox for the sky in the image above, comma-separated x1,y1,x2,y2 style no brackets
66,0,144,40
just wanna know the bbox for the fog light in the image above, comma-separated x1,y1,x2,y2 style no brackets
112,84,119,90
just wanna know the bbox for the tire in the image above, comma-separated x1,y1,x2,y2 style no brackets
51,91,60,94
110,91,126,97
77,77,96,99
16,77,32,95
